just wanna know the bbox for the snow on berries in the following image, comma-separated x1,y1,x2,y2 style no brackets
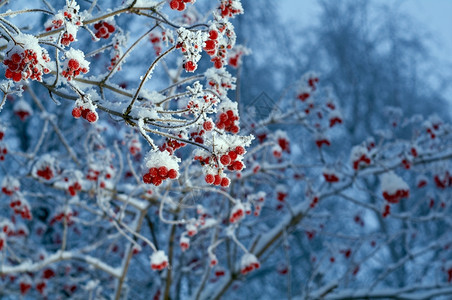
350,145,371,170
61,48,89,80
176,28,207,72
240,253,260,275
180,235,190,251
143,150,180,186
72,105,98,123
44,1,83,46
216,101,240,133
205,67,236,96
3,34,51,83
1,176,20,196
13,99,33,121
94,21,116,39
380,171,410,204
218,0,244,19
19,276,32,295
9,193,32,220
32,155,57,181
315,133,331,148
323,168,340,183
329,110,343,127
170,0,196,11
229,202,245,223
150,250,169,271
128,137,142,156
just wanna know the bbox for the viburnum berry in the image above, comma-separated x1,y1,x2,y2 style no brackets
205,174,215,184
184,60,197,72
220,177,230,187
350,145,371,170
19,276,32,295
220,154,231,166
203,121,214,131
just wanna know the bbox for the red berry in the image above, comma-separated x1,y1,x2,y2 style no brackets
205,174,214,184
170,0,179,9
209,30,218,40
203,121,213,131
185,61,196,72
220,154,231,166
158,166,168,178
85,111,97,123
235,146,245,155
220,177,230,187
149,167,158,178
213,174,221,186
72,107,82,118
232,161,243,171
68,59,80,70
228,151,238,161
168,169,178,179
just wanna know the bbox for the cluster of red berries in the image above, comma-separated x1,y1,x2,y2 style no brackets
240,254,260,275
307,76,319,90
49,211,75,226
169,0,194,11
352,153,371,170
219,0,243,18
19,279,32,295
36,166,54,180
229,203,244,223
417,176,428,188
149,33,162,56
67,181,82,196
61,32,75,46
194,154,210,166
4,50,50,82
204,30,219,54
143,166,178,186
2,185,18,196
129,138,142,156
277,137,290,153
45,19,63,31
309,196,319,208
297,92,310,102
62,58,88,80
150,251,169,271
190,129,206,144
161,137,186,155
72,106,98,123
180,236,190,251
434,172,452,189
220,146,245,170
382,188,409,204
0,144,7,161
217,109,239,133
86,168,101,181
277,190,287,202
94,21,115,39
329,115,343,127
323,171,340,183
204,173,230,187
10,197,32,220
315,137,331,148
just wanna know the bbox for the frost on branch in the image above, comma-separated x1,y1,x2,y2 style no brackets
176,27,207,72
44,0,84,46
